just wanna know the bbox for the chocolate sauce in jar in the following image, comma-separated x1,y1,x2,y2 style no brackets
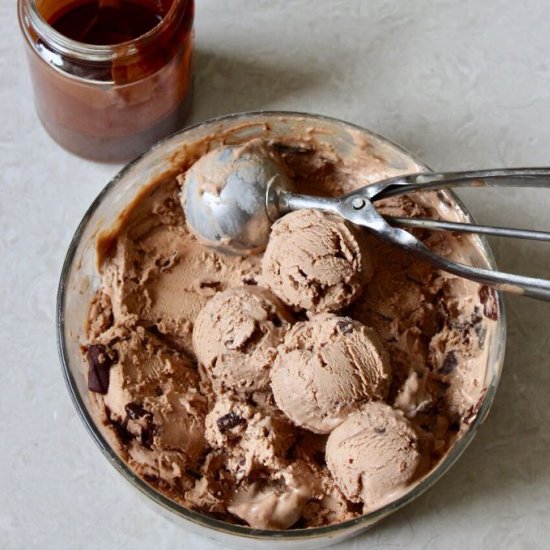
49,0,164,45
18,0,194,162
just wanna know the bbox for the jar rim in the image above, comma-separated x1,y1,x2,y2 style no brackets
18,0,189,63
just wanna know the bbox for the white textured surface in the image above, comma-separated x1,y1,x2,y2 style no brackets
2,0,550,548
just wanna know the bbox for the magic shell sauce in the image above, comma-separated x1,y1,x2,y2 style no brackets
18,0,194,162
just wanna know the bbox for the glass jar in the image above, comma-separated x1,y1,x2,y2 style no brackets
18,0,194,162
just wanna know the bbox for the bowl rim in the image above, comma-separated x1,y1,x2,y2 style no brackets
57,110,507,541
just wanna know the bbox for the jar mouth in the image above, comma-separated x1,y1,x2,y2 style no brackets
18,0,187,62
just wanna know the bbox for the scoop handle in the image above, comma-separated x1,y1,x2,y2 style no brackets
367,167,550,199
384,216,550,242
336,192,550,301
275,173,550,301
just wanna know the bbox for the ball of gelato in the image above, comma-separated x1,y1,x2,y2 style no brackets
193,287,292,395
262,209,373,313
326,402,425,509
271,314,391,434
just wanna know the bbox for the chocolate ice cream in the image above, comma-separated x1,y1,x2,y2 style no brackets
193,287,291,395
326,402,426,510
271,314,390,433
204,396,295,481
227,461,318,529
262,209,372,313
84,128,498,530
86,328,207,490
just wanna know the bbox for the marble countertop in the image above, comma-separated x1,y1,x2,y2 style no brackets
1,0,549,548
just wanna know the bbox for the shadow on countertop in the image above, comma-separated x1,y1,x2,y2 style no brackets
187,47,335,122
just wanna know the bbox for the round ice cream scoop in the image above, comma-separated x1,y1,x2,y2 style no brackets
193,286,292,395
181,141,550,300
262,209,372,313
271,314,391,434
326,402,426,510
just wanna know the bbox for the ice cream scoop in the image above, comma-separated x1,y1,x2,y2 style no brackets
180,140,550,300
193,287,291,395
262,209,372,313
180,140,292,255
326,402,426,510
271,315,391,434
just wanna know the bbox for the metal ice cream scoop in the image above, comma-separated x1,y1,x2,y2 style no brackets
181,144,550,301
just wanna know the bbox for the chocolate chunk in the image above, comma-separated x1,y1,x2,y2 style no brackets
294,310,309,322
449,421,461,432
374,427,386,435
313,450,327,467
336,320,353,335
87,344,115,394
439,351,458,375
242,277,258,286
271,314,282,328
479,285,499,321
125,403,153,421
111,419,132,444
141,424,156,448
217,412,246,433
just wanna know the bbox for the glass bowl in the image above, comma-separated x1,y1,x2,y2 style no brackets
57,111,506,549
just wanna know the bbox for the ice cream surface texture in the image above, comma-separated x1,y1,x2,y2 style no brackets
271,314,390,434
84,129,498,530
193,286,291,395
262,209,372,313
326,402,425,510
